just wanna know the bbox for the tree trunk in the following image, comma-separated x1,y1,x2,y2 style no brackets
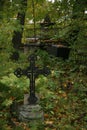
12,0,27,50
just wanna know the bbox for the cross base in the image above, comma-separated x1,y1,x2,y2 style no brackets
28,95,38,104
24,94,39,105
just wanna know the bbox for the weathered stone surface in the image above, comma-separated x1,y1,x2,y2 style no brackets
18,104,44,122
24,94,30,105
24,94,39,105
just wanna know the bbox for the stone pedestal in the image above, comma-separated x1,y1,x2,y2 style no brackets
16,94,44,122
18,104,44,122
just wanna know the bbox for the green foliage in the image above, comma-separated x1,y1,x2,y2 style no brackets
28,121,44,130
13,126,24,130
0,119,9,130
0,0,87,129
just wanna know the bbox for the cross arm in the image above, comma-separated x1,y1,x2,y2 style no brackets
14,67,32,78
36,67,51,78
14,68,23,78
42,67,51,76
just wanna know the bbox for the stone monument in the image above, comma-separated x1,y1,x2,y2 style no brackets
14,54,50,122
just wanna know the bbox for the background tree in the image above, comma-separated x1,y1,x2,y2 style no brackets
12,0,27,49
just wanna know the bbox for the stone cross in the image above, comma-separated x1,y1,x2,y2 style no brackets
14,54,50,105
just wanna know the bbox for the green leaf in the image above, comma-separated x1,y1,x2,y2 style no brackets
2,99,13,107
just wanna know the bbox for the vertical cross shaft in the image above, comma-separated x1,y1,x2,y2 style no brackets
28,55,37,104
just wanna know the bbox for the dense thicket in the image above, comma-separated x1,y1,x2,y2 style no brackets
0,0,87,129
